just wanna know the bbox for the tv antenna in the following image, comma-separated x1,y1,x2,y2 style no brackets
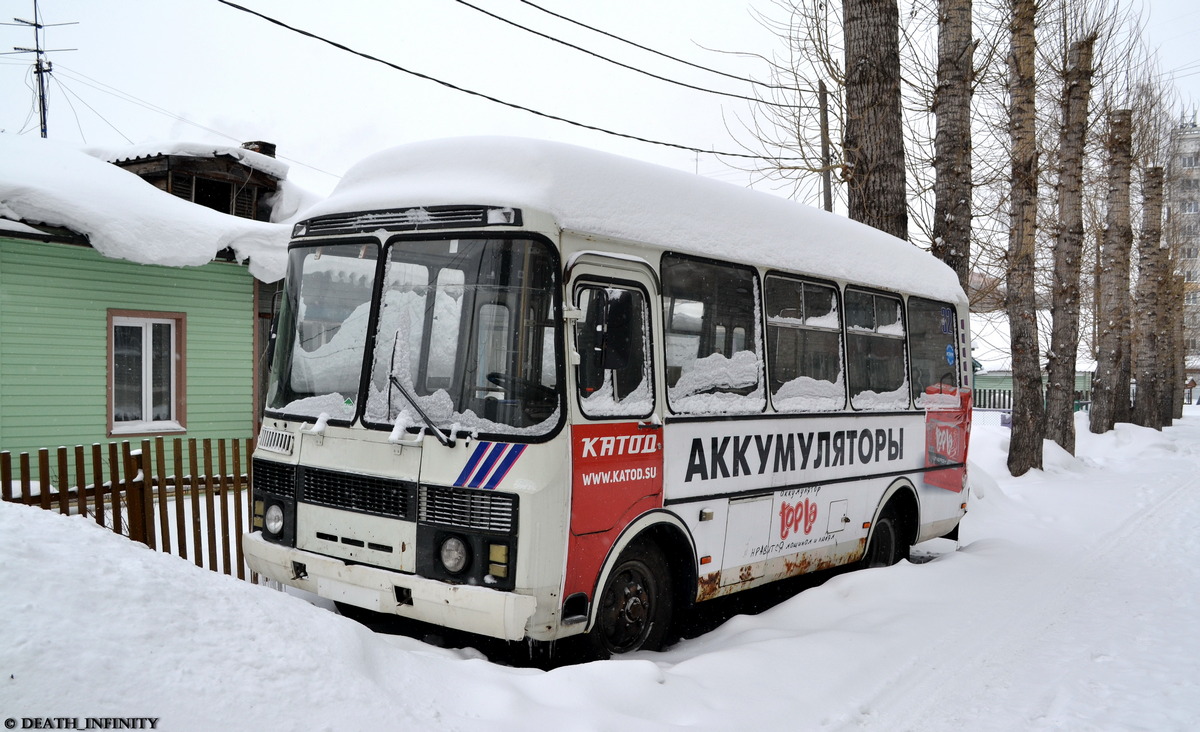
2,1,77,138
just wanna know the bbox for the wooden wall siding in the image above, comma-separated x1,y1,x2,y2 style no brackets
0,237,257,466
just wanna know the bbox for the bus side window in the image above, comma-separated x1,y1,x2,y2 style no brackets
765,276,845,412
845,289,909,410
575,286,653,418
661,254,764,414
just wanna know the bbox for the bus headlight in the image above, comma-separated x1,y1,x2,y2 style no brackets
265,504,285,536
439,536,470,574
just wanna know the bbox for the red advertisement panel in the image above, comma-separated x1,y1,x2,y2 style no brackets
570,422,663,535
923,386,972,492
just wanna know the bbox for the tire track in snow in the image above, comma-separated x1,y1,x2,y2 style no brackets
838,453,1200,731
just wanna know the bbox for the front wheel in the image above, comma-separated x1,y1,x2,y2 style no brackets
589,542,673,657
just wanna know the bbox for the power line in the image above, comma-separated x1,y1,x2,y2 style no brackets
51,63,344,181
450,0,810,110
50,72,134,144
212,0,808,162
514,0,799,93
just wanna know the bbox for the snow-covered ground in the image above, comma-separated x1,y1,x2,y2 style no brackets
3,409,1199,731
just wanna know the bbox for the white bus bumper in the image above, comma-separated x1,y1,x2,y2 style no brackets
244,532,537,641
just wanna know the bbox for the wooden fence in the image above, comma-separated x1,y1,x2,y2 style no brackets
1,437,255,580
973,388,1092,412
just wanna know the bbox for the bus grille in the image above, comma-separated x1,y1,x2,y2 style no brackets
298,205,522,236
300,467,416,520
252,459,295,496
257,427,294,455
419,485,516,534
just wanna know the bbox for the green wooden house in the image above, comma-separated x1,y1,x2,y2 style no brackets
0,135,292,478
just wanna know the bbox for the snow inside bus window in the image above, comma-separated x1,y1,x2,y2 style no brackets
364,238,561,437
575,285,653,418
265,243,380,421
908,297,960,408
662,254,764,414
845,289,909,410
765,276,845,411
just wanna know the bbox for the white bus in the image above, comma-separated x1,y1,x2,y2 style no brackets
245,137,972,657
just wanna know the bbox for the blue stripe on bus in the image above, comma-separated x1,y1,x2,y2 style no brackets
454,442,491,487
483,444,527,490
468,443,507,489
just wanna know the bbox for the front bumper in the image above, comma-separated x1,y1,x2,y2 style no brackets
244,532,537,641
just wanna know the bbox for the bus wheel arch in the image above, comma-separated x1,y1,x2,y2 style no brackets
586,512,696,656
865,480,919,567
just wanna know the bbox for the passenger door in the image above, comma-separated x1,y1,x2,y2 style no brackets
566,256,664,537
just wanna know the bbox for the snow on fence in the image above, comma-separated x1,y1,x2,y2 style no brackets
0,437,255,580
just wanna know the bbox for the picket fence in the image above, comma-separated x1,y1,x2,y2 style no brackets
1,437,256,580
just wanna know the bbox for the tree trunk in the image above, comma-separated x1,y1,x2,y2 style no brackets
844,0,908,240
1132,167,1166,429
931,0,973,289
1006,0,1044,477
1090,109,1134,434
1168,272,1186,423
1045,37,1095,454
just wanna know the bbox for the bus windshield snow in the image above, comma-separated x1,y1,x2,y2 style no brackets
265,237,562,437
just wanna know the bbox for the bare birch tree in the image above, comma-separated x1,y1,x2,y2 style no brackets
1005,0,1044,476
1044,35,1096,454
844,0,908,239
1131,165,1166,428
1090,108,1134,433
931,0,974,289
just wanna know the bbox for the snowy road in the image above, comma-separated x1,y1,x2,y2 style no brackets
3,412,1200,730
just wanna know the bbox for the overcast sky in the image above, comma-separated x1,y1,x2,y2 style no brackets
2,0,1198,200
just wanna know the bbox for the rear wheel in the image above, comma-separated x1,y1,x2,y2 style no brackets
589,542,673,657
863,513,904,568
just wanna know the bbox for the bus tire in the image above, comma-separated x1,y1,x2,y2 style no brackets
863,512,902,568
589,541,672,657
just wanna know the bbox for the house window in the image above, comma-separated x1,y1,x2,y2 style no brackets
1183,156,1200,169
1182,178,1200,190
109,310,186,435
1183,201,1200,214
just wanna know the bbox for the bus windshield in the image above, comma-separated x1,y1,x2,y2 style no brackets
265,237,562,437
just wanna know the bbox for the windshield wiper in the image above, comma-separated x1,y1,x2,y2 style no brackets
388,375,455,447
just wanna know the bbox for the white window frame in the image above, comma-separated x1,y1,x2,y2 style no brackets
108,310,186,436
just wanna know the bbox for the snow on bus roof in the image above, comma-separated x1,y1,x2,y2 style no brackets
307,136,966,304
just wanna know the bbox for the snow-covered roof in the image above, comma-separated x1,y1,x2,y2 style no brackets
0,134,290,281
308,137,967,305
88,140,290,181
